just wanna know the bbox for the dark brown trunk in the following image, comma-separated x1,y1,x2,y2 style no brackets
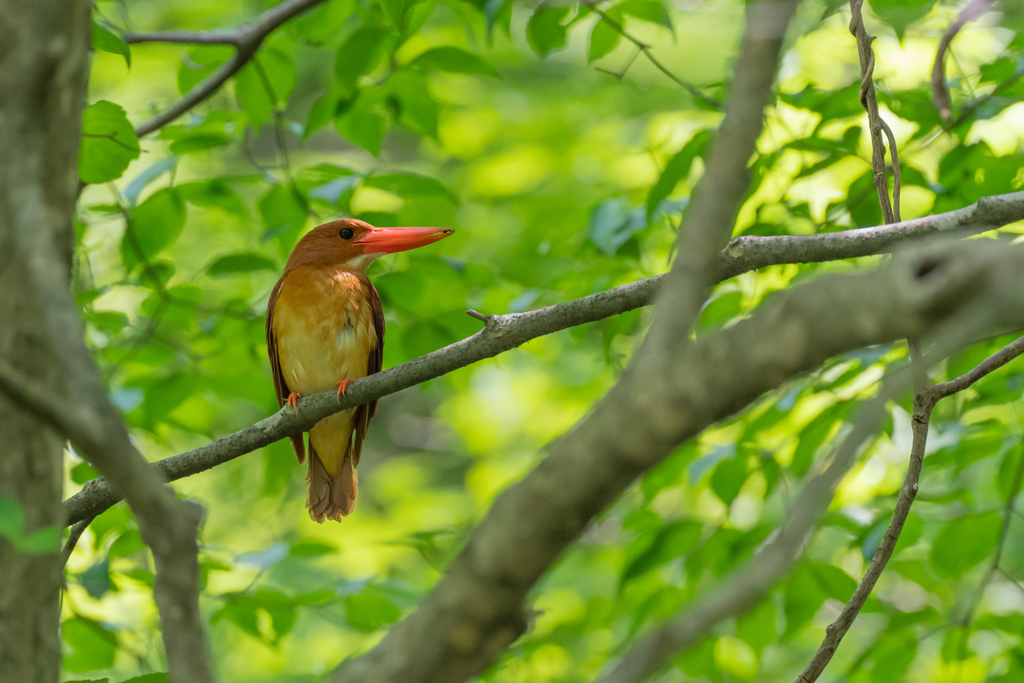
0,1,90,681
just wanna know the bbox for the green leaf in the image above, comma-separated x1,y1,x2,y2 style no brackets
79,100,141,184
697,290,743,330
177,179,248,217
122,675,169,683
123,187,187,272
108,529,146,558
19,526,60,553
344,591,401,631
737,600,775,654
870,0,937,39
208,253,277,277
290,539,337,557
588,198,645,256
792,404,844,477
91,22,130,67
621,519,702,584
527,5,571,56
388,71,440,139
177,45,232,94
0,495,25,542
646,130,709,219
335,28,391,93
711,454,748,506
808,562,857,602
783,565,827,637
589,8,622,63
235,48,296,126
62,617,118,673
379,0,418,30
408,46,499,77
930,510,1002,577
335,97,389,156
259,184,308,250
363,173,457,202
71,462,100,484
619,0,672,30
79,560,112,599
168,132,231,155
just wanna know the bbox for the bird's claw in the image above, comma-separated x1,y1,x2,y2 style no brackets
336,379,350,402
286,392,301,414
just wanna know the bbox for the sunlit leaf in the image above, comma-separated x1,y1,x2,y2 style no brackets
92,22,131,67
79,100,141,184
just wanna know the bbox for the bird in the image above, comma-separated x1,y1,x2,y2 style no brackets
266,218,453,522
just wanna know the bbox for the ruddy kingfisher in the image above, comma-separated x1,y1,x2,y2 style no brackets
266,219,453,522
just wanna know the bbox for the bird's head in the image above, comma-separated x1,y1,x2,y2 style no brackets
284,219,454,273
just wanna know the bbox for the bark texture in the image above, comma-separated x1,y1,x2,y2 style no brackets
0,1,90,681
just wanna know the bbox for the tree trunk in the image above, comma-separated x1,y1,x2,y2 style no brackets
0,1,90,681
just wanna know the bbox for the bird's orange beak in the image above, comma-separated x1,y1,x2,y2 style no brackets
355,226,454,254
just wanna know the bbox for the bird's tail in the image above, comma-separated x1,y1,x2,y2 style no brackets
306,439,358,523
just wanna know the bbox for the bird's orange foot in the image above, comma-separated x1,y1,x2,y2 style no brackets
286,392,302,414
336,379,350,402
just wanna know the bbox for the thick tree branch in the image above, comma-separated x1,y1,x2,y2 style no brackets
129,0,326,137
932,0,995,125
648,0,797,348
62,190,1024,528
796,332,1024,682
331,238,1024,683
0,357,102,449
600,369,905,683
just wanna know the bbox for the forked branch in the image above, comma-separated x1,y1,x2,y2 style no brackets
128,0,326,137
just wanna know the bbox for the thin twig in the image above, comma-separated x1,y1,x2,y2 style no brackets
796,333,1024,682
957,435,1024,661
62,516,95,566
601,299,1005,683
849,0,897,224
581,0,722,110
932,0,995,125
130,0,326,137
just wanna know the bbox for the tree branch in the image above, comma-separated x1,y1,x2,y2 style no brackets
600,368,905,683
648,0,797,348
62,190,1024,528
932,0,995,125
796,333,1024,682
581,0,722,110
129,0,326,138
334,238,1024,683
849,0,897,224
0,356,102,449
11,127,215,683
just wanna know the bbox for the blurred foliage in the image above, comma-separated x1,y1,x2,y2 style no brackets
51,0,1024,680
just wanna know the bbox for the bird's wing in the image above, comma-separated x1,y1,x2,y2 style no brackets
350,282,385,468
266,275,306,464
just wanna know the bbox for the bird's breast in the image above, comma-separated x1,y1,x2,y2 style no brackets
273,268,378,396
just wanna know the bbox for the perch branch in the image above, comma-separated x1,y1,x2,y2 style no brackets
62,190,1024,527
129,0,326,137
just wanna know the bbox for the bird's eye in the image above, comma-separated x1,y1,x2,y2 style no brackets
339,227,354,240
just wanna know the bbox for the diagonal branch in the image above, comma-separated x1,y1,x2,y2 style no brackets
0,357,102,449
332,238,1024,683
796,333,1024,682
932,0,995,125
129,0,326,138
580,0,722,110
62,190,1024,528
